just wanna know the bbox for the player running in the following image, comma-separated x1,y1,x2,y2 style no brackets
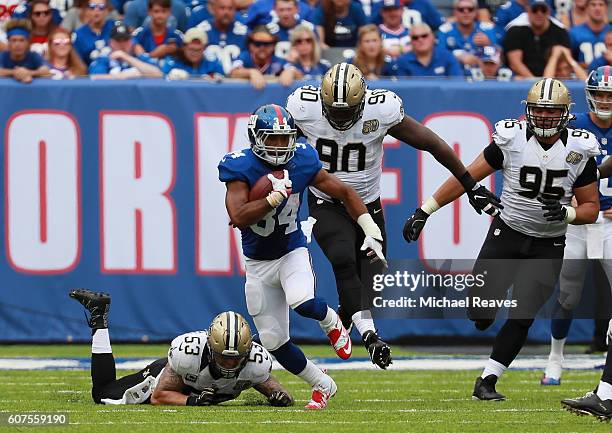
404,78,600,400
218,103,386,409
69,289,293,407
541,65,612,386
286,62,502,369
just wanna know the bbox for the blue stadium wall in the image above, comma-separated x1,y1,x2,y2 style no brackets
0,79,598,342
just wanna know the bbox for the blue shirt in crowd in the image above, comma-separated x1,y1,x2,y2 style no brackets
311,2,367,47
570,23,612,65
73,20,115,65
396,45,463,76
0,51,45,69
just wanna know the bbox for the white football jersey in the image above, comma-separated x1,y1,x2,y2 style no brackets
492,119,600,238
286,86,404,204
166,331,272,403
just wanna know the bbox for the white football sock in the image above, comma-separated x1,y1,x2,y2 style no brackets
297,359,325,387
549,336,566,358
353,310,375,336
597,380,612,401
481,358,507,379
319,307,338,333
91,328,112,354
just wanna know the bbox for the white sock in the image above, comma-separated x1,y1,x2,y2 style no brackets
91,328,112,354
297,360,324,387
597,380,612,401
319,307,338,333
550,336,566,358
353,310,375,336
481,358,507,379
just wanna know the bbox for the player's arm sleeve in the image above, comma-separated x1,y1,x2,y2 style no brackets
218,156,249,183
380,91,405,130
482,141,504,170
573,157,597,188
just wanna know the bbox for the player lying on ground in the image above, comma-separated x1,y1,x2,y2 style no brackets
69,289,293,407
541,65,612,386
404,78,600,400
561,320,612,421
218,104,386,409
286,62,503,369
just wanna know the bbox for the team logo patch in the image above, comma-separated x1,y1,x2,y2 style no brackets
566,151,583,165
362,120,379,134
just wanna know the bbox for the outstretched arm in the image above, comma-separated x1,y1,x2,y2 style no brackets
150,365,188,406
253,375,294,407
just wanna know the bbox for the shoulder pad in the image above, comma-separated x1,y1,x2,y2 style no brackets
245,343,273,382
370,90,404,122
198,20,212,32
438,22,453,33
286,86,321,122
220,149,248,165
568,129,602,159
168,331,207,377
233,21,248,35
479,21,495,30
493,119,523,146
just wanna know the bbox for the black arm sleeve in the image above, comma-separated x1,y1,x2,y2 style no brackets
573,157,598,188
483,141,504,170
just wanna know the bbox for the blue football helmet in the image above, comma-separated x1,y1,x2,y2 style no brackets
586,65,612,120
248,104,297,166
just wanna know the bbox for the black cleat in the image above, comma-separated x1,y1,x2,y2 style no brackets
337,305,353,334
472,375,506,401
69,288,111,330
561,392,612,422
363,330,392,369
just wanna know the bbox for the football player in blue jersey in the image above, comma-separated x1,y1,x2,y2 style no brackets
219,104,386,409
569,0,610,67
196,0,248,74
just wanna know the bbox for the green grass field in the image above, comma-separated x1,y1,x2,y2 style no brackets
0,344,609,433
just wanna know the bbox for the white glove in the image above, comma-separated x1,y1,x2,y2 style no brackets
266,170,292,208
301,217,317,243
607,319,612,346
360,235,387,268
167,68,189,80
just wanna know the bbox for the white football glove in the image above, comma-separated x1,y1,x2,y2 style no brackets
167,68,189,81
360,236,387,267
607,319,612,346
301,217,317,243
266,170,292,208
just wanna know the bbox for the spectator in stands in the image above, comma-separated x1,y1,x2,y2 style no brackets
569,0,610,67
278,23,329,83
196,0,248,74
467,44,513,80
312,0,367,48
543,43,587,78
502,0,570,78
0,19,49,82
230,24,285,88
62,0,120,32
46,27,88,78
89,20,163,77
245,0,313,28
73,0,115,64
370,0,445,33
588,28,612,70
133,0,183,59
28,0,56,57
395,22,463,76
438,0,498,71
557,0,588,28
350,24,398,79
188,0,214,28
378,0,411,58
266,0,315,59
124,0,188,32
162,26,224,78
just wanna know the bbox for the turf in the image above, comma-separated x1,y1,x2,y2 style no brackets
0,346,609,433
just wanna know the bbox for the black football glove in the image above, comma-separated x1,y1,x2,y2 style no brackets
538,196,567,221
403,208,430,243
186,386,218,406
466,183,503,216
267,390,294,407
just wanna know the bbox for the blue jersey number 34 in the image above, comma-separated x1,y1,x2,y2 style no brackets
250,194,300,237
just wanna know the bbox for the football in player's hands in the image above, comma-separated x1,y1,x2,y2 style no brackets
248,171,291,201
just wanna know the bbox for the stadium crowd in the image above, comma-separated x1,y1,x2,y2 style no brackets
0,0,610,84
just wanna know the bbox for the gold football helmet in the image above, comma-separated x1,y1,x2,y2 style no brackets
207,311,253,379
320,62,367,131
524,78,573,138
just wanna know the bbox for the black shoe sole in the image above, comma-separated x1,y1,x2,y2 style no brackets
562,402,612,422
472,395,506,401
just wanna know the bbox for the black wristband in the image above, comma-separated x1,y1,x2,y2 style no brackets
186,395,198,406
458,171,477,191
